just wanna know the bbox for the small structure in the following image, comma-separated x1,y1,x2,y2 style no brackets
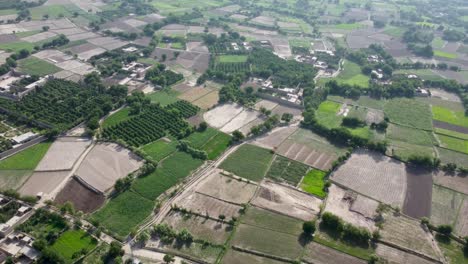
416,88,429,97
122,46,138,53
371,69,383,79
0,232,39,263
11,132,38,145
408,74,419,79
314,61,328,70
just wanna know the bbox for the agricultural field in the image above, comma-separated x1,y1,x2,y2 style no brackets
376,243,435,264
18,57,61,76
201,132,231,160
55,177,106,213
102,107,131,129
430,185,465,228
335,60,369,87
303,242,367,264
384,98,433,131
35,137,91,171
217,55,248,63
315,101,342,129
300,168,327,198
219,144,273,182
147,90,180,106
437,147,468,168
265,155,309,186
436,237,468,264
222,250,287,264
436,134,468,154
50,229,98,263
176,192,242,220
141,138,178,162
0,141,51,171
432,105,468,129
313,229,375,261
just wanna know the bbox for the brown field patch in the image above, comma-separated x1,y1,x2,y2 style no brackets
251,181,322,221
177,192,242,219
455,199,468,237
192,91,219,110
54,177,105,213
433,171,468,195
178,87,212,102
223,249,286,264
251,126,298,150
277,140,336,171
162,210,232,244
376,243,436,264
304,242,367,264
194,171,257,204
75,143,143,193
433,120,468,134
35,137,91,171
403,167,433,219
331,151,407,207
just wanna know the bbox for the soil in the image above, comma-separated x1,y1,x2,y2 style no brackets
304,242,367,264
433,120,468,134
54,177,105,213
403,167,433,219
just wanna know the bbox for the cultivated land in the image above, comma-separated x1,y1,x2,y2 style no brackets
35,137,91,171
266,155,309,186
300,168,328,198
55,177,106,213
176,192,242,220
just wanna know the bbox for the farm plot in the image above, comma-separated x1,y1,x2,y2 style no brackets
250,16,276,27
0,141,51,171
141,138,177,162
430,185,465,227
35,137,91,171
147,239,223,264
19,171,69,196
433,171,468,195
384,98,433,131
50,229,97,263
241,206,303,236
300,169,327,198
219,144,273,182
194,170,257,204
303,242,367,264
178,86,212,102
201,132,231,160
376,243,436,264
335,60,369,87
270,105,301,119
386,124,435,147
324,184,378,231
176,192,242,220
251,181,322,221
403,167,433,219
0,170,33,191
222,250,287,264
203,103,244,128
437,134,468,154
231,224,304,260
316,100,343,129
437,147,468,168
191,91,219,110
18,57,61,76
75,143,143,193
455,199,468,237
380,213,439,258
55,177,105,213
90,190,154,239
162,210,232,244
330,150,407,207
220,109,262,134
432,105,468,129
132,151,203,200
251,125,297,150
265,155,309,186
387,140,435,161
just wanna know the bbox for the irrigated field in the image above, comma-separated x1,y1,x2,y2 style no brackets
141,138,178,162
432,106,468,128
222,250,287,264
300,168,328,198
303,242,367,264
384,98,433,131
50,230,98,263
430,185,465,227
265,155,309,186
335,60,369,87
102,107,131,129
219,144,273,182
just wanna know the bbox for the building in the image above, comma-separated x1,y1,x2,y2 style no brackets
11,132,38,145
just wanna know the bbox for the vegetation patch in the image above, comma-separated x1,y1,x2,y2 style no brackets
185,127,218,148
300,169,327,198
437,134,468,154
335,60,369,87
434,50,457,59
432,106,468,128
217,55,248,63
241,206,303,236
315,100,342,129
147,90,180,106
18,57,61,76
384,98,433,130
266,155,309,186
102,107,131,129
50,229,98,263
0,141,51,170
386,124,435,146
201,132,231,160
141,138,178,162
219,144,274,182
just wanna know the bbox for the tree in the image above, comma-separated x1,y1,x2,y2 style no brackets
42,26,49,31
108,241,124,258
198,121,208,131
231,130,244,142
438,225,453,236
302,221,316,236
136,231,150,245
281,113,293,123
163,254,175,263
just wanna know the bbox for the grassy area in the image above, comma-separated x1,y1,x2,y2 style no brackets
15,30,41,38
102,107,132,129
170,42,185,50
316,100,342,129
289,38,311,49
393,69,445,82
137,57,160,66
50,230,98,263
314,230,373,261
90,190,154,239
0,41,35,52
266,155,309,186
219,144,273,182
434,50,457,59
388,140,435,161
0,170,33,191
430,185,464,227
81,243,110,264
335,60,369,87
435,128,468,140
384,26,405,38
147,90,180,106
132,151,204,200
201,132,231,160
0,141,51,170
436,236,468,264
437,134,468,154
432,37,446,49
242,206,303,235
437,147,468,167
185,127,218,148
18,57,61,76
432,106,468,128
217,55,248,63
386,124,435,146
300,169,327,198
384,98,433,130
141,138,178,162
29,4,81,20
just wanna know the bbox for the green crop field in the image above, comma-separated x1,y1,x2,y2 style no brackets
384,26,405,37
289,38,311,48
241,206,303,235
90,190,154,239
81,243,109,264
0,170,33,191
202,132,231,160
335,60,369,87
432,106,468,128
430,185,465,227
231,224,304,260
102,107,132,128
388,140,435,161
0,141,51,170
219,144,273,182
185,128,219,148
437,134,468,154
316,100,342,129
386,124,435,146
384,98,433,130
29,4,80,20
435,128,468,140
0,41,35,52
132,151,203,200
300,169,327,198
50,230,98,263
314,230,374,261
436,237,468,264
434,50,457,59
437,147,468,167
217,55,248,63
141,138,178,162
266,155,309,186
18,57,61,76
147,90,180,106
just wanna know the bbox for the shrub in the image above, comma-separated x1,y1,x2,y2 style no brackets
302,221,316,236
321,212,343,231
437,225,453,236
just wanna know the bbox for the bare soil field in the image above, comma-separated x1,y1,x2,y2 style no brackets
433,171,468,195
203,103,244,129
251,181,321,221
178,86,212,102
455,199,468,236
251,125,298,150
433,120,468,134
223,249,286,264
162,210,232,244
271,104,303,118
429,89,462,103
303,242,367,264
238,117,266,136
35,137,91,171
54,177,105,213
194,170,257,204
365,109,384,124
403,167,433,219
277,140,336,171
186,42,209,53
176,192,242,220
430,185,464,227
75,143,143,193
21,31,57,42
250,16,276,27
19,171,69,196
254,100,278,111
376,243,436,264
220,109,262,134
331,150,407,207
324,184,377,231
380,213,439,258
192,91,219,110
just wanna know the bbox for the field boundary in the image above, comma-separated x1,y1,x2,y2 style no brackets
231,245,297,263
377,239,443,264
